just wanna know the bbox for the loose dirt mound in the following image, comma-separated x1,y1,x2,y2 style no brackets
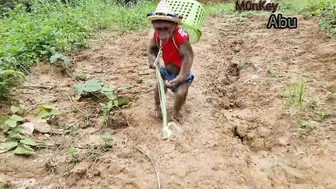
1,12,336,189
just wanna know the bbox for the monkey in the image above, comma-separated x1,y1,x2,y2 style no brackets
147,19,194,123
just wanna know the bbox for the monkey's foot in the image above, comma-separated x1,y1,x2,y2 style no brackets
172,110,184,123
152,105,162,119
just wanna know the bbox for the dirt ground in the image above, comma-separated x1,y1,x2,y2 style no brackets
1,10,336,189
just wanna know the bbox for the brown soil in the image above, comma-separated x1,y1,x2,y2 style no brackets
1,11,336,189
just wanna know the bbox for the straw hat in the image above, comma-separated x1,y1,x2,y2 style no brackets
147,0,183,23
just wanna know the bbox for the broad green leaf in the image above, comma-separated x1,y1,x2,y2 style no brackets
38,109,50,118
5,119,17,127
13,144,36,155
8,132,25,140
0,142,18,153
101,133,112,141
11,126,25,134
61,56,71,68
113,97,129,107
101,85,116,100
0,117,6,125
73,83,85,95
1,124,10,133
50,109,61,116
0,70,16,75
10,106,20,114
84,79,102,92
20,138,38,146
9,114,24,121
37,104,54,111
1,70,25,79
50,53,63,63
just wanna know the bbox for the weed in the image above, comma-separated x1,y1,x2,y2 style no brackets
37,104,61,119
67,147,79,163
0,70,25,99
300,120,318,130
67,123,78,132
0,177,11,189
101,133,116,151
326,91,336,101
73,79,130,124
0,105,40,155
0,0,156,99
279,0,336,37
74,70,86,81
44,159,57,174
315,111,330,120
306,99,318,111
204,2,236,17
283,81,305,110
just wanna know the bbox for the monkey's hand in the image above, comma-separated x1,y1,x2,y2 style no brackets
165,76,183,88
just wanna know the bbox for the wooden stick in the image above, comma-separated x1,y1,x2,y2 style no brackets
135,147,161,189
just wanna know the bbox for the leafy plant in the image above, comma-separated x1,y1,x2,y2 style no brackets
49,47,71,69
100,133,116,150
0,0,156,99
73,79,130,101
0,105,40,155
301,120,318,130
326,91,336,101
37,104,61,119
67,147,79,163
315,111,329,120
283,81,305,110
0,69,25,99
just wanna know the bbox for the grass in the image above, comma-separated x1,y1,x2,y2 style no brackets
279,0,336,37
0,0,335,100
204,2,236,16
0,0,155,99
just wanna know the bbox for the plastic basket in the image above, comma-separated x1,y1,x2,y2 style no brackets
167,0,204,44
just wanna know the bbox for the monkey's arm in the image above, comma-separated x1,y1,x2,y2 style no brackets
178,40,194,80
147,38,159,69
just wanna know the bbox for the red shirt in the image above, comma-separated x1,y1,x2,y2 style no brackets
153,26,189,68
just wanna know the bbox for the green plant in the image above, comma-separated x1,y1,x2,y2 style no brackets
100,133,116,151
315,111,329,120
326,91,336,101
283,81,305,110
74,70,86,81
37,104,61,119
67,147,79,163
0,0,156,99
0,177,11,189
279,0,336,37
73,79,130,121
0,70,25,99
0,105,39,155
301,120,318,130
67,123,78,132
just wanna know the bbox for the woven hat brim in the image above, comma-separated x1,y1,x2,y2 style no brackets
148,15,182,23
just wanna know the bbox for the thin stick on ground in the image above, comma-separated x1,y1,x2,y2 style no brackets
135,147,161,189
62,90,87,116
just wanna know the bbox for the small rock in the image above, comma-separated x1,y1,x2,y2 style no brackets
247,132,255,140
70,161,92,176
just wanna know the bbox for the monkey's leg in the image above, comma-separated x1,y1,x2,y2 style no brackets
172,82,190,123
